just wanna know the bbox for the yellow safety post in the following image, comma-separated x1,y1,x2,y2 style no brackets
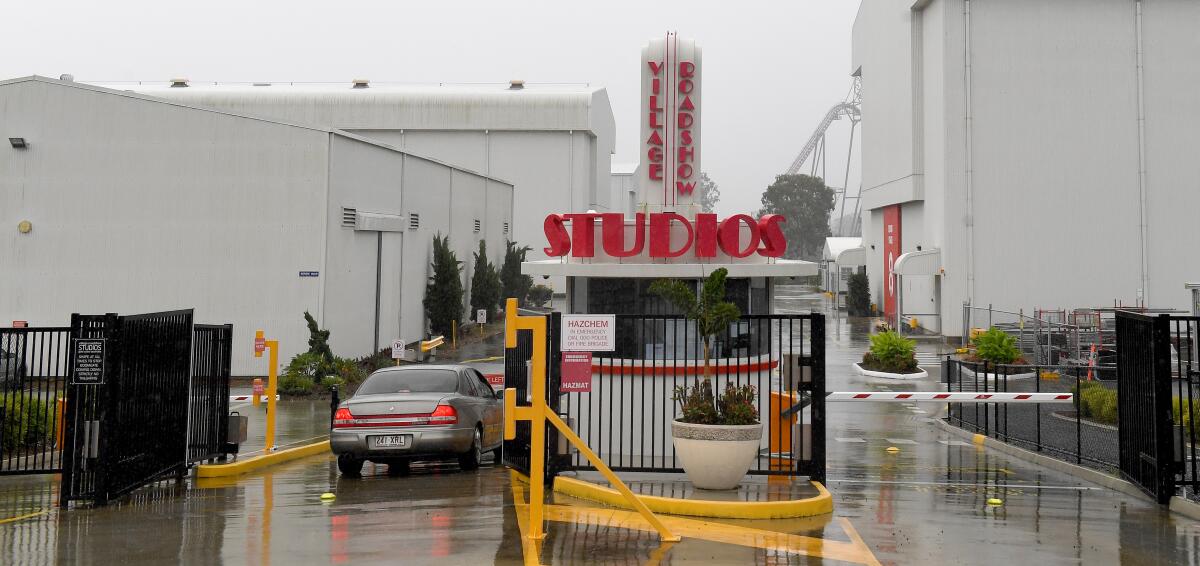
254,329,280,452
502,298,679,543
452,319,458,350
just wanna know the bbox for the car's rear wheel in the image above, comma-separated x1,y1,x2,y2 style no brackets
458,427,482,471
337,454,363,477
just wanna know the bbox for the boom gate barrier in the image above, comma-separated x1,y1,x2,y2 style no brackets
502,298,680,542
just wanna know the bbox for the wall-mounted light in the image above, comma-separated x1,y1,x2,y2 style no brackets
17,220,32,234
916,245,923,251
9,138,28,149
870,244,875,250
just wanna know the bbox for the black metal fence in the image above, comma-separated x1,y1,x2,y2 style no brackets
504,313,826,481
1114,312,1200,503
944,360,1119,472
188,324,232,464
0,327,70,474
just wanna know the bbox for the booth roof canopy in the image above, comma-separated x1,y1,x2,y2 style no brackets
822,237,862,261
894,248,942,276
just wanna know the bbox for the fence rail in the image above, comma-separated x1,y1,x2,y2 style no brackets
0,327,70,475
944,359,1120,472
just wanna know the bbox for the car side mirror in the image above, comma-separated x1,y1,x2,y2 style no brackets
495,389,503,399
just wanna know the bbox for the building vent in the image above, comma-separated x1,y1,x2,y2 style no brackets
59,74,74,82
409,213,420,230
170,77,189,88
509,79,525,90
342,207,357,228
503,222,510,235
473,219,481,233
253,82,271,87
352,79,369,89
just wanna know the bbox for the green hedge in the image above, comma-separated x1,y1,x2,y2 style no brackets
1,392,53,452
1075,381,1118,425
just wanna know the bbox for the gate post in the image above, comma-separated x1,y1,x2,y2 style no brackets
59,314,80,509
94,313,121,506
809,313,826,483
1151,314,1176,503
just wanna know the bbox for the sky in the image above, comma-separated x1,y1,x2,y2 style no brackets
3,0,863,218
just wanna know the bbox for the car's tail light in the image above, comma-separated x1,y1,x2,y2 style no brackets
332,407,355,428
332,404,457,428
429,404,458,425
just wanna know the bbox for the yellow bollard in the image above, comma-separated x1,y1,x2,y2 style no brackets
254,329,279,452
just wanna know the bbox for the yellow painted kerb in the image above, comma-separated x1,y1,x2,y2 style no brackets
553,475,834,519
196,440,330,478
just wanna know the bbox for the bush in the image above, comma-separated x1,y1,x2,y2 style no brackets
281,352,364,396
673,379,759,426
846,270,870,317
501,241,534,307
424,233,464,337
974,327,1021,365
469,240,501,322
861,331,918,373
278,373,316,396
527,284,553,308
1,393,52,452
1174,397,1198,440
1075,381,1118,425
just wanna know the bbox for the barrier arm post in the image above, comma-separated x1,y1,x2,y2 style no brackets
254,329,279,453
502,298,679,543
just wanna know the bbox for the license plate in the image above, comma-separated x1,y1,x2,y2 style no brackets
370,435,410,448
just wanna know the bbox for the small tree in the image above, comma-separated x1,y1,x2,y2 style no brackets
424,233,463,337
527,284,553,308
696,172,721,213
501,241,533,306
649,268,741,377
757,174,836,260
469,240,501,322
303,311,334,376
846,270,871,317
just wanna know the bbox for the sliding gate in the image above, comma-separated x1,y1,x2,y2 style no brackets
503,312,826,481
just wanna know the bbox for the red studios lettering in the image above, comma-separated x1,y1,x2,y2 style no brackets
543,214,787,259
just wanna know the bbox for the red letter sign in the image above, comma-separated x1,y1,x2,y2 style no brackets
544,214,570,256
649,213,694,258
757,215,787,257
601,213,645,257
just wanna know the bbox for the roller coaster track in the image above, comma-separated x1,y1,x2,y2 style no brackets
785,77,862,236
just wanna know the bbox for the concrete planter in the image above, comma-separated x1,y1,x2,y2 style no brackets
671,421,762,490
853,362,929,380
957,365,1037,381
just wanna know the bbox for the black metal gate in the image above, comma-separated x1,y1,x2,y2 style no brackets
1116,312,1177,503
58,310,233,506
503,312,825,482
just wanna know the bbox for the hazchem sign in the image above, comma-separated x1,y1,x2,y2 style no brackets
71,338,106,384
561,315,615,352
560,352,593,393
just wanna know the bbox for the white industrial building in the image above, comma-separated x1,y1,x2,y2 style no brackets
0,76,514,374
117,80,618,293
853,0,1200,337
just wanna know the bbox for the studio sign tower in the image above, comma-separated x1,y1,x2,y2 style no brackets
522,33,816,315
641,33,703,214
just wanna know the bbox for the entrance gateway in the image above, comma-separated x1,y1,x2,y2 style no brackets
511,34,826,485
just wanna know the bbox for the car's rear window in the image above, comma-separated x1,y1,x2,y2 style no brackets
356,369,459,395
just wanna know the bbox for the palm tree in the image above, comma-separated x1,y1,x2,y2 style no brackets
649,268,742,378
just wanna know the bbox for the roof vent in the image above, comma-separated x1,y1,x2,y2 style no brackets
352,79,369,89
253,82,271,87
170,78,189,88
59,74,74,82
342,207,357,228
508,79,525,90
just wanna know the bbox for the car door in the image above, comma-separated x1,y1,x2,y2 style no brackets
469,369,501,447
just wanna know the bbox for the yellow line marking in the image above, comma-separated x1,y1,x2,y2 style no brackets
511,472,878,565
510,471,545,566
0,510,50,525
553,475,833,519
460,355,504,364
195,440,330,478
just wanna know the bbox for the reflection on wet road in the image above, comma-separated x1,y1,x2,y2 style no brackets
1,288,1198,564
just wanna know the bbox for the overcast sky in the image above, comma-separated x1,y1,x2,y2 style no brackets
4,0,863,218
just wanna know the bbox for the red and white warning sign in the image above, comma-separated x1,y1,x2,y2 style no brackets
254,337,266,354
560,352,593,393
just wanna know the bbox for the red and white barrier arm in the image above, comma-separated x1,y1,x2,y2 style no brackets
230,395,279,402
825,392,1073,403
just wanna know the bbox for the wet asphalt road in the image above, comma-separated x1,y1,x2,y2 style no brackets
2,287,1199,565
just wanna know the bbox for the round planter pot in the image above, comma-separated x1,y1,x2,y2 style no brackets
853,362,929,380
671,421,763,490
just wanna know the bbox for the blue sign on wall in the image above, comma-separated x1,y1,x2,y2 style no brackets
299,271,320,277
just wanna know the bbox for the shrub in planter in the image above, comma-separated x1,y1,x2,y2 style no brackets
671,379,761,490
861,331,918,373
673,380,758,426
973,327,1021,365
1074,381,1118,425
1,392,52,452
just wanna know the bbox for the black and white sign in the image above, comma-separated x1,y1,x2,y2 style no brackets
299,271,320,278
476,309,487,324
72,338,106,384
561,314,616,352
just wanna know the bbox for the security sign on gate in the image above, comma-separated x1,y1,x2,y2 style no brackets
561,314,615,352
71,338,106,384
